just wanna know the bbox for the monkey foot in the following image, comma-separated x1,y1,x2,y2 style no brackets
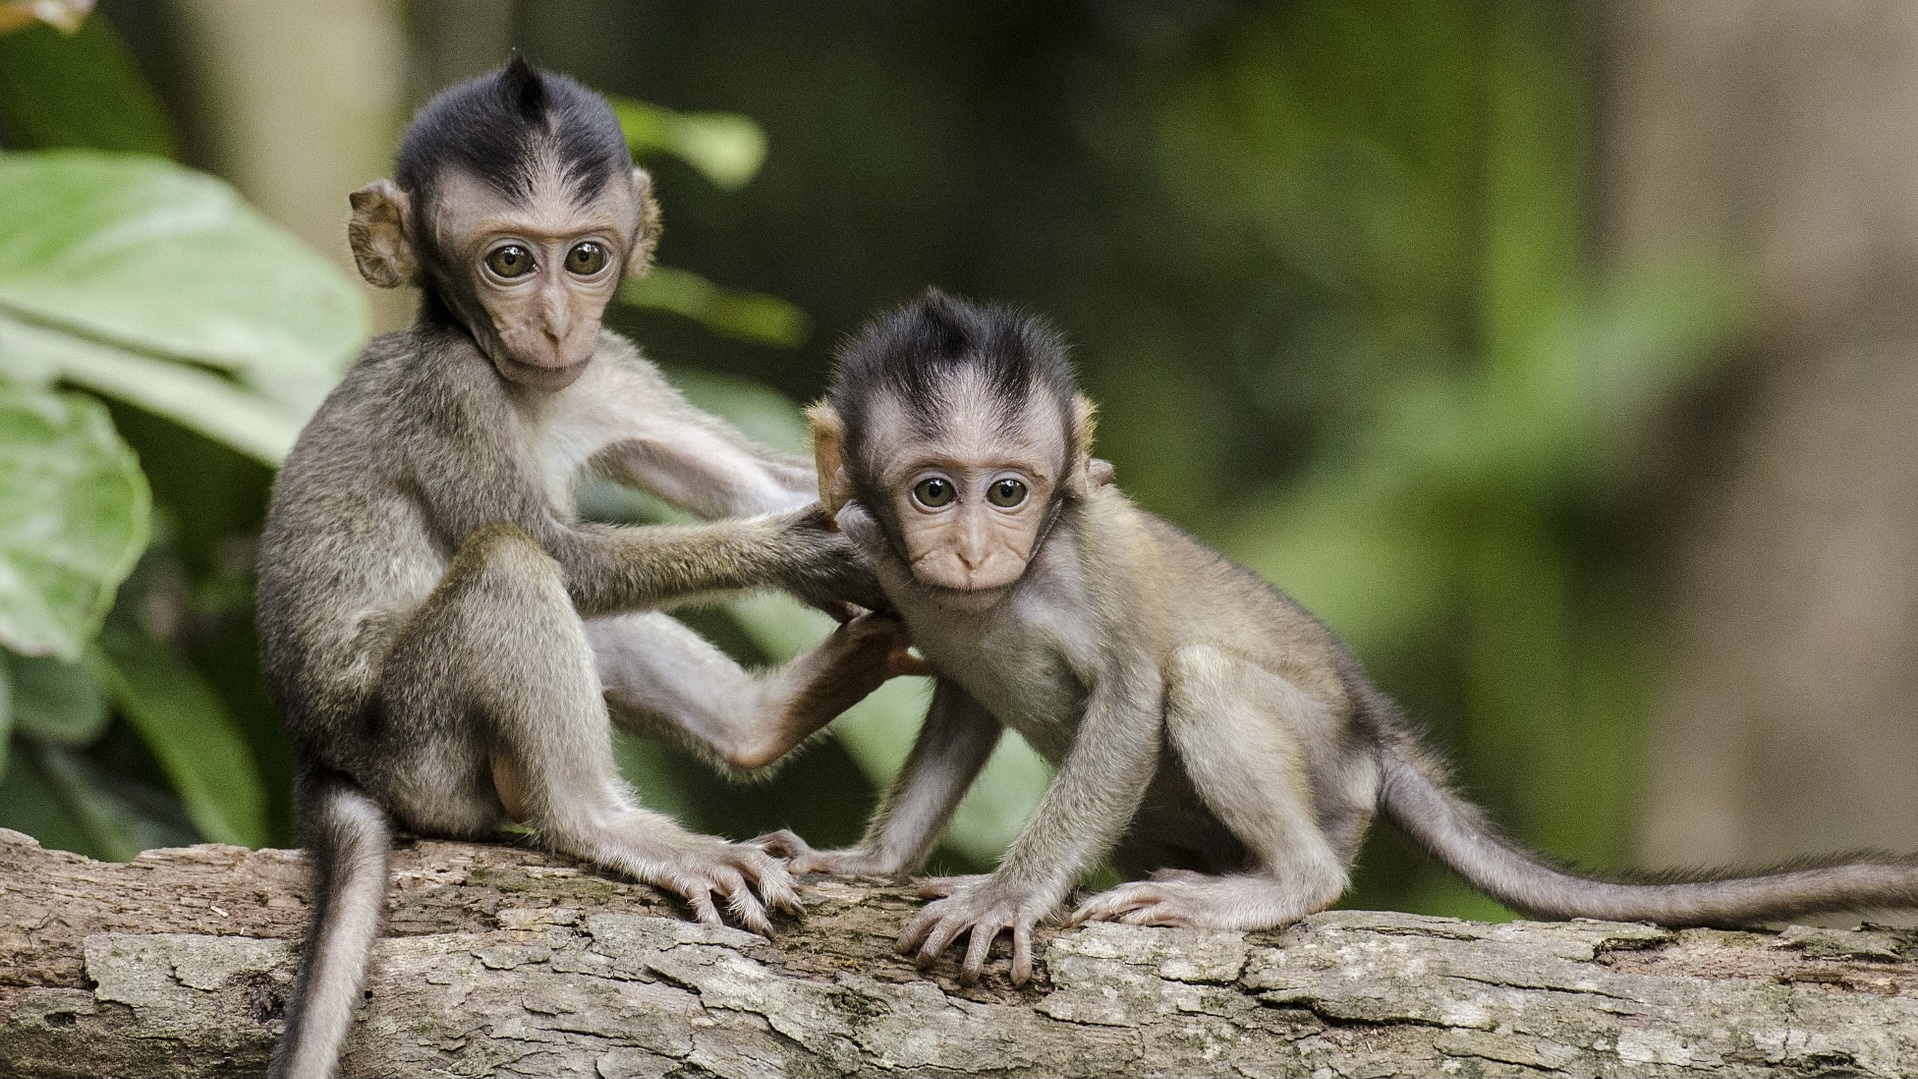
896,874,1047,986
1068,870,1330,931
641,837,804,937
749,829,905,877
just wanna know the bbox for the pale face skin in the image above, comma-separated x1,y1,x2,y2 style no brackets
871,376,1066,607
347,162,656,391
431,167,639,389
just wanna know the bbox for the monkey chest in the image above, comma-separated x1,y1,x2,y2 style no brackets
911,607,1088,763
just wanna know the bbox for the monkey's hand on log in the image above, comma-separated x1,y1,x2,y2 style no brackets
638,835,805,937
772,505,892,615
751,829,913,878
897,874,1051,987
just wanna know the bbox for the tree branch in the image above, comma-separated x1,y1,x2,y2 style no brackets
3,828,1916,1077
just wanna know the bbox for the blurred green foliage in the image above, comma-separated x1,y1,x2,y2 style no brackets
0,1,1743,926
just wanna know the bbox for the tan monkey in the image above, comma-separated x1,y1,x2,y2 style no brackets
259,60,911,1079
759,288,1918,987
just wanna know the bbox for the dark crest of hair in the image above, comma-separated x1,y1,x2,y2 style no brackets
830,288,1077,458
395,54,631,209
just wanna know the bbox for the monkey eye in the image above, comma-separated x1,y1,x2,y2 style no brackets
484,244,535,279
912,477,956,508
986,478,1028,507
565,241,609,276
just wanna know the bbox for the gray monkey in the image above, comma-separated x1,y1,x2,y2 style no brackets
761,288,1918,986
260,59,910,1078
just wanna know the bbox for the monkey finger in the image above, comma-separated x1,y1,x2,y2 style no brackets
720,876,774,936
887,644,934,678
746,864,805,917
960,922,998,984
916,876,971,898
819,599,861,624
748,829,810,858
1067,889,1140,925
682,882,724,927
896,905,942,953
1011,923,1034,986
916,917,969,970
709,864,755,922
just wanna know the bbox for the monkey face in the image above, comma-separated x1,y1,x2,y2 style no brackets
871,379,1065,603
432,167,643,389
350,164,660,392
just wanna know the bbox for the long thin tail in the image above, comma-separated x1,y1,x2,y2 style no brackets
1377,739,1918,925
269,769,392,1079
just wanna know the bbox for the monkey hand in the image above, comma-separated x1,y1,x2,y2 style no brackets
897,874,1052,986
772,506,892,613
643,835,805,937
750,829,912,877
832,611,930,680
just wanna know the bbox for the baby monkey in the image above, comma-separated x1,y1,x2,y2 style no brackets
260,60,911,1078
761,289,1918,986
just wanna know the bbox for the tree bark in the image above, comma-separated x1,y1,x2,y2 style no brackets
2,829,1916,1078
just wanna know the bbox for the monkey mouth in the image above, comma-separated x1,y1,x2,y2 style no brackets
493,351,591,389
915,577,1012,611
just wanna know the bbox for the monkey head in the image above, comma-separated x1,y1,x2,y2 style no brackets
346,56,661,390
813,290,1099,610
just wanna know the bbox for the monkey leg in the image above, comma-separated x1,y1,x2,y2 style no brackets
587,608,915,772
377,525,799,932
1070,645,1351,930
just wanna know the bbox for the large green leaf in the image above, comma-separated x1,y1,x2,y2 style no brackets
0,386,149,658
90,628,267,848
0,152,366,432
0,314,306,464
0,18,176,158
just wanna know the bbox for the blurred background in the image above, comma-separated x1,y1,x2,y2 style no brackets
3,0,1915,923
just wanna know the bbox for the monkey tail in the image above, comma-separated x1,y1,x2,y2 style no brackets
270,768,392,1079
1376,737,1918,926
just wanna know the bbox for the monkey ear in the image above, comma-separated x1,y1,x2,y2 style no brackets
1065,392,1099,498
806,403,852,521
347,180,417,289
625,167,663,278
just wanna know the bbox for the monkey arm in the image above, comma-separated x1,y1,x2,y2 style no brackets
593,360,816,519
406,432,876,618
759,679,1001,875
600,433,814,520
992,669,1163,902
591,610,918,773
553,512,883,618
897,666,1162,986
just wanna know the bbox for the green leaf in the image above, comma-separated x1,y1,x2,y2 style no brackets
0,316,306,465
8,651,106,745
0,17,177,158
0,385,150,659
90,628,267,847
609,97,768,189
0,152,366,408
621,266,811,347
